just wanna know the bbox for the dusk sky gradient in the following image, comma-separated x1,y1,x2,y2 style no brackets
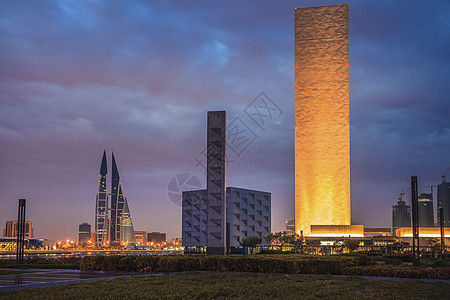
1,0,449,241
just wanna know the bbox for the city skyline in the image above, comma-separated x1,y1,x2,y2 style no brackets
1,0,450,241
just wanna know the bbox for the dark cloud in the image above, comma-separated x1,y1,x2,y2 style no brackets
0,0,449,239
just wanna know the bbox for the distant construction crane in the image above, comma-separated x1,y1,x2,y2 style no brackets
442,167,450,183
390,188,409,203
421,185,437,196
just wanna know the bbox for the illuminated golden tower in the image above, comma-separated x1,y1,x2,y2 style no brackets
295,4,350,235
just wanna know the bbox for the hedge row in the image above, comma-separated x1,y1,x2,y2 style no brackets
80,255,357,275
79,255,450,279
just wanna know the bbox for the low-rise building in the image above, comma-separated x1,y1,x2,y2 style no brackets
134,231,147,245
182,187,271,250
3,220,34,238
148,232,166,244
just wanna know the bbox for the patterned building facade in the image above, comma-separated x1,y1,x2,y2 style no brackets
206,111,227,255
182,187,271,249
294,4,350,235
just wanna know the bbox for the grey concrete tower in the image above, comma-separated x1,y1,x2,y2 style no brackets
206,111,227,255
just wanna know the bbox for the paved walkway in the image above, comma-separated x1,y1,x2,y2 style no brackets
0,269,139,292
0,270,449,292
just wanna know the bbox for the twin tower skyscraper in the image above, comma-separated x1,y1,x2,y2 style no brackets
95,151,135,246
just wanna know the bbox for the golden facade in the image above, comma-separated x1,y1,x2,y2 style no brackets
295,4,350,235
396,227,450,238
309,225,363,237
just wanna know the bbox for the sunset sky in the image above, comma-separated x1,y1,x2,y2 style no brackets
1,0,449,241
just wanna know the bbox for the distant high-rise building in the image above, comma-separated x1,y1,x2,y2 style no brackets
418,193,434,227
392,199,411,235
285,220,295,235
109,153,135,245
120,199,135,244
294,4,350,235
182,187,271,249
134,231,147,245
3,220,33,238
363,228,391,237
437,182,450,227
148,232,166,244
95,151,108,246
79,223,91,243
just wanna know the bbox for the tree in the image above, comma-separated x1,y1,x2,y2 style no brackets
265,232,306,253
346,239,360,252
289,233,306,254
265,232,281,244
240,236,262,255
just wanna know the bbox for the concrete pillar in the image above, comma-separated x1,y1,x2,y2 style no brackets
206,111,227,255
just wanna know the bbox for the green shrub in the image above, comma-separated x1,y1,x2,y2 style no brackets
357,255,372,266
78,254,450,279
79,254,357,275
383,254,414,262
420,258,450,267
79,256,103,271
383,258,402,266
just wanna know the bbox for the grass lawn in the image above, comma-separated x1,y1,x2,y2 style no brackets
0,272,449,299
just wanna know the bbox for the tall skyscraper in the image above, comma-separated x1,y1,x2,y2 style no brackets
95,151,108,246
109,152,135,244
392,198,411,235
418,193,434,227
120,198,135,244
437,182,450,226
294,4,350,235
206,111,227,255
